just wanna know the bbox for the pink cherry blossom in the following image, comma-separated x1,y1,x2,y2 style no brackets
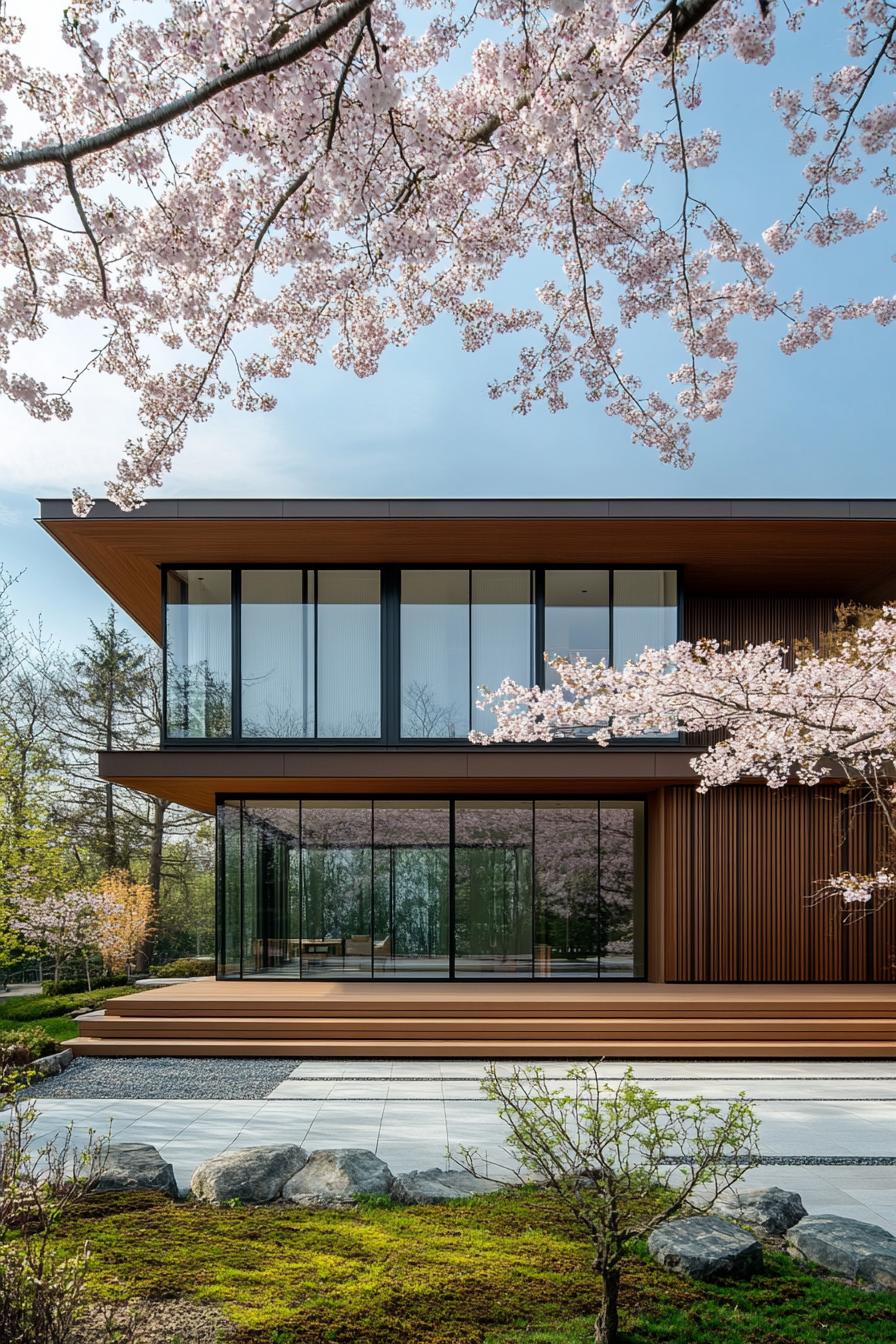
0,0,891,509
472,605,896,908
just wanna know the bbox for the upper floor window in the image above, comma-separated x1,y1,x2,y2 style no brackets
165,569,232,739
162,565,676,742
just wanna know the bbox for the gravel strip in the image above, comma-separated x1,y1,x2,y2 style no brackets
23,1056,301,1100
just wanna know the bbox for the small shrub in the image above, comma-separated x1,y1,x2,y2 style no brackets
43,975,128,997
0,986,139,1024
0,1025,61,1063
0,1050,108,1343
148,957,213,978
461,1063,760,1344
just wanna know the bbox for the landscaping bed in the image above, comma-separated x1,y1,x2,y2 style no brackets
0,984,142,1058
51,1188,896,1344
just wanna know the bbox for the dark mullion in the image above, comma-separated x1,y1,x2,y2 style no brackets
313,569,319,739
448,800,456,980
232,568,241,742
534,568,545,689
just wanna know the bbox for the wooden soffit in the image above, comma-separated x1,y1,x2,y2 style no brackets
98,747,699,813
38,498,896,642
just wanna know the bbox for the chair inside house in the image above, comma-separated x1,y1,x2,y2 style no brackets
343,934,393,970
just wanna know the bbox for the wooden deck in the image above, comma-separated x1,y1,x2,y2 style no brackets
67,980,896,1058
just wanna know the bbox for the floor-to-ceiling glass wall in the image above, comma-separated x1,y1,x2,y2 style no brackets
373,801,450,976
217,798,645,979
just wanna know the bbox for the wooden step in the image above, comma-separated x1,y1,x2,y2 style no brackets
86,1014,896,1043
66,1035,896,1059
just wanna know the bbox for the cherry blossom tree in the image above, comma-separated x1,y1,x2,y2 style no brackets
0,0,893,510
473,605,896,908
9,887,116,989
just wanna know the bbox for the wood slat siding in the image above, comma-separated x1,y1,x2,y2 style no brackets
663,785,895,983
682,596,842,749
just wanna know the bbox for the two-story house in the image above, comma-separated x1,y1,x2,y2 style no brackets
39,497,896,1057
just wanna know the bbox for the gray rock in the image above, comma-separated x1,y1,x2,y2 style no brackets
715,1186,807,1236
30,1048,74,1078
391,1168,502,1204
787,1215,896,1291
648,1215,763,1281
191,1144,307,1204
94,1142,178,1199
283,1148,393,1207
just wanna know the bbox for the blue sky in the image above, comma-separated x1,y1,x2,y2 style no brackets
0,1,892,650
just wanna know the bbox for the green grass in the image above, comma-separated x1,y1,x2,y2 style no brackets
48,1188,896,1344
0,1013,78,1043
0,984,139,1023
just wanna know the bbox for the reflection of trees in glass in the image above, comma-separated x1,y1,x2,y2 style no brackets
301,805,371,940
401,681,460,738
167,659,231,738
241,695,312,739
455,806,533,962
373,805,449,960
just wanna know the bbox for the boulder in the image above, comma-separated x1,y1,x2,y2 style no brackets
787,1215,896,1291
391,1168,502,1204
715,1186,807,1237
30,1048,74,1079
282,1149,393,1207
191,1144,307,1204
648,1215,763,1281
94,1142,178,1199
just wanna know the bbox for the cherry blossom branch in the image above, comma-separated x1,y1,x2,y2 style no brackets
0,0,372,174
62,161,109,301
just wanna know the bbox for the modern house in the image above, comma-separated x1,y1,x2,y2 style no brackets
39,497,896,1058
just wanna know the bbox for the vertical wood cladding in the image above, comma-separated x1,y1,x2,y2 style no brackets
682,595,842,658
663,785,895,983
681,595,842,749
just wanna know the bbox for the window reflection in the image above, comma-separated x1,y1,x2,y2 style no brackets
612,570,678,667
219,796,645,980
454,802,533,977
471,570,534,734
401,570,469,737
241,570,314,738
165,569,232,738
317,571,381,738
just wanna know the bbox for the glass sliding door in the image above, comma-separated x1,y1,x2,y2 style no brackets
534,802,601,977
373,801,450,977
217,796,645,980
599,801,646,977
300,801,373,977
219,800,242,978
454,802,533,977
401,570,470,738
165,569,232,738
241,570,314,738
241,801,301,977
317,571,381,738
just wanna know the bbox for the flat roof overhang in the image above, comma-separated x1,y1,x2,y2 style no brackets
38,497,896,642
98,746,701,813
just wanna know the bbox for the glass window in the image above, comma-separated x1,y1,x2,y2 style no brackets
317,571,381,738
401,570,470,738
534,802,601,977
219,800,242,978
241,570,314,738
612,570,678,667
544,570,610,684
598,802,645,977
301,802,372,978
373,801,450,977
165,569,232,738
471,570,534,734
454,802,533,977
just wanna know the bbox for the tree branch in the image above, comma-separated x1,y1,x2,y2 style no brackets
0,0,372,175
63,161,109,301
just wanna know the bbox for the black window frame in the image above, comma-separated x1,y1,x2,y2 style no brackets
215,791,649,983
161,563,682,748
